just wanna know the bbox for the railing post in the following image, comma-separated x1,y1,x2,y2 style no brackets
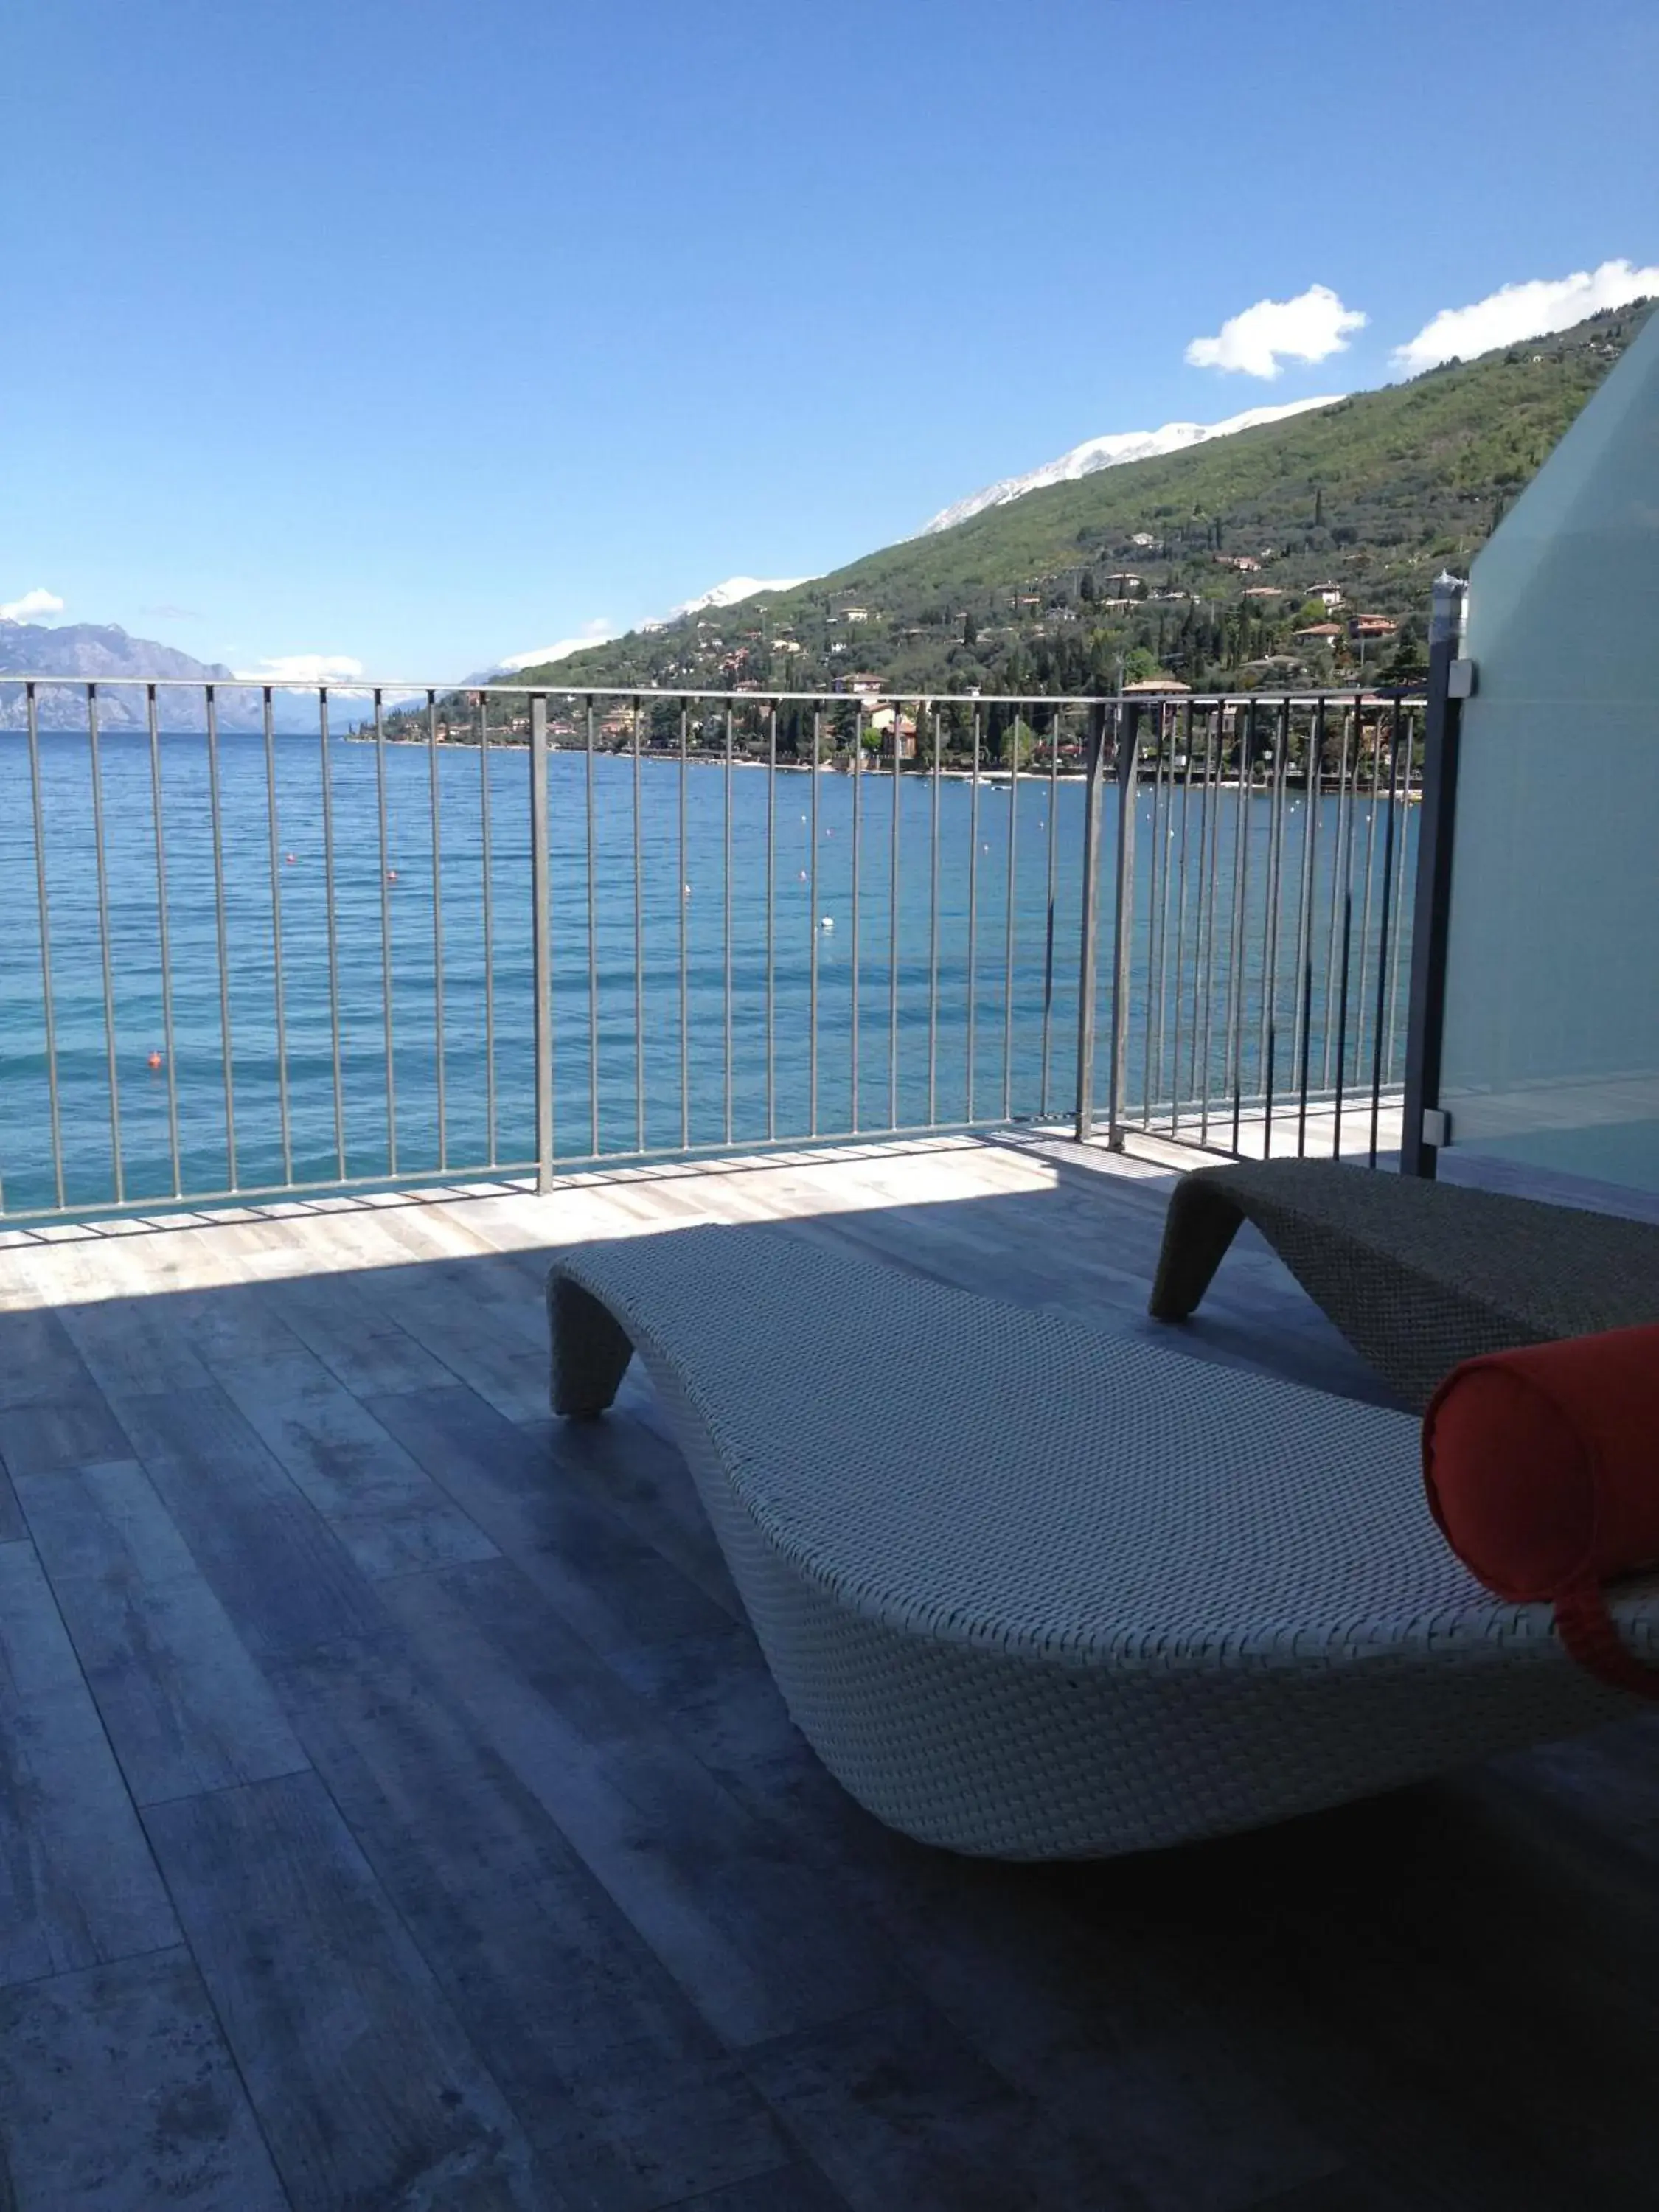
529,693,555,1192
1401,572,1468,1178
1106,700,1140,1152
1073,703,1107,1139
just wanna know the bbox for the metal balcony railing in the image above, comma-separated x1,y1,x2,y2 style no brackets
0,677,1422,1222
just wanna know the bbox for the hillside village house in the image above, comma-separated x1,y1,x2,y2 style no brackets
1349,613,1399,639
1308,583,1345,608
1293,620,1346,645
868,704,918,757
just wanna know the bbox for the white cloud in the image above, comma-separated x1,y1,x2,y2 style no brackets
234,653,366,683
495,620,616,672
0,587,66,622
1186,285,1367,380
1391,257,1659,374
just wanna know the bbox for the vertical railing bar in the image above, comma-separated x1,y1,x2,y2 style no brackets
24,684,67,1210
849,708,863,1133
478,693,498,1169
1259,698,1291,1158
204,685,239,1191
1040,705,1059,1119
1148,709,1174,1127
1294,699,1324,1158
1354,699,1384,1098
631,700,645,1155
765,704,777,1143
723,703,734,1149
888,702,902,1132
1196,705,1222,1146
1330,706,1360,1152
1073,704,1106,1141
1368,700,1404,1169
85,686,127,1205
373,689,399,1178
585,700,600,1157
260,686,292,1194
319,689,347,1180
1323,706,1355,1091
1106,701,1138,1151
1001,709,1018,1121
678,700,690,1152
1333,884,1354,1158
928,705,942,1128
1225,702,1253,1155
1382,704,1415,1087
1169,699,1196,1138
427,690,448,1171
151,684,185,1197
809,709,821,1138
528,694,554,1190
1138,712,1160,1125
966,706,981,1121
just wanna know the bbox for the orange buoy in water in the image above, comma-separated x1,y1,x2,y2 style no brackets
147,1051,163,1071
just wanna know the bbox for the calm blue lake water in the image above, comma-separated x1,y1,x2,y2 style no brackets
0,728,1413,1215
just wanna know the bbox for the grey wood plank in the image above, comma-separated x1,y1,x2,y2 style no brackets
365,1272,553,1420
655,2168,846,2212
517,1406,745,1624
0,1541,179,1987
743,1997,1135,2212
0,1457,22,1543
0,1380,133,1480
113,1385,386,1660
0,1947,290,2212
378,1558,900,2049
202,1344,501,1581
143,1769,561,2212
55,1292,216,1400
271,1628,790,2210
265,1270,463,1396
18,1461,310,1806
367,1385,735,1656
0,1304,105,1410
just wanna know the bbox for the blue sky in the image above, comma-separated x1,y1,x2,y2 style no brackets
5,0,1656,678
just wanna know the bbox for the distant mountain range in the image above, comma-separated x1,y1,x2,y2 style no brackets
0,623,367,731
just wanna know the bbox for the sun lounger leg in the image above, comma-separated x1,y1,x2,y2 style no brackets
1149,1178,1246,1321
548,1267,635,1416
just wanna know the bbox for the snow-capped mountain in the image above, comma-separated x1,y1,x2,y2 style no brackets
918,396,1344,537
669,574,809,618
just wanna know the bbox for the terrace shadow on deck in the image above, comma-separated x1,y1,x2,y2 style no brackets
1,1133,1658,2212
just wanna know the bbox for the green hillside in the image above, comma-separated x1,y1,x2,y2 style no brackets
507,302,1647,701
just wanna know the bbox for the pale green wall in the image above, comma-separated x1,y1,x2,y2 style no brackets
1439,309,1659,1194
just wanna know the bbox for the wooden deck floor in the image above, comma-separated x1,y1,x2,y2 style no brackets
3,1133,1658,2211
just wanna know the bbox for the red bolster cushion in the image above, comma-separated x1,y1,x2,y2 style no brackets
1422,1324,1659,1700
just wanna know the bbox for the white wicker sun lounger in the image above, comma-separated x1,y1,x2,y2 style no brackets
548,1226,1654,1860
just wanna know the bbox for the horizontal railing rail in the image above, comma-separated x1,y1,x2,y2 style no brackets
0,676,1422,1222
